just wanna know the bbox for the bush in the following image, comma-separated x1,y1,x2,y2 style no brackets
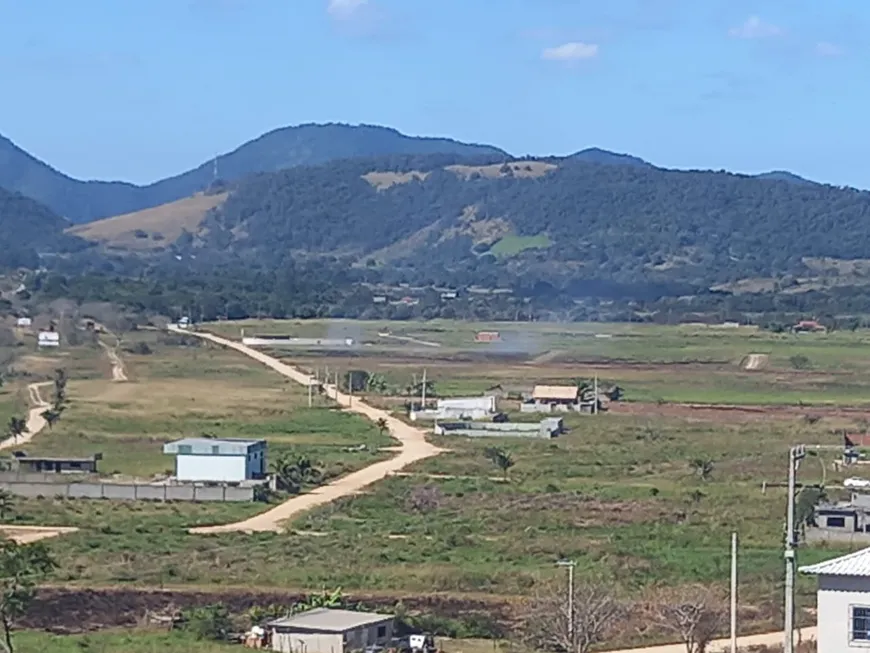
180,604,233,641
790,354,811,370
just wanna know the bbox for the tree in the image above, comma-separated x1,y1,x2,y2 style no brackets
376,417,389,435
0,492,13,522
484,447,515,480
688,458,714,481
651,585,725,653
521,580,623,653
180,604,232,641
270,452,322,494
0,540,56,653
52,368,68,412
4,419,26,445
40,410,61,431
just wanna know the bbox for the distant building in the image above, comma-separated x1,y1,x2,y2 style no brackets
434,417,563,439
440,291,458,300
794,319,827,333
163,438,267,483
267,608,394,653
372,296,387,304
241,336,353,348
15,317,32,328
474,331,501,343
808,492,870,544
410,396,497,421
37,331,60,348
14,453,101,474
801,547,870,650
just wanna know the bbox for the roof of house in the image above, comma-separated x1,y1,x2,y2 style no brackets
800,547,870,577
163,438,265,456
267,608,393,632
532,385,579,401
846,433,870,448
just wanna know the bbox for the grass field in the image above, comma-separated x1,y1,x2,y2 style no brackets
16,629,235,652
7,318,869,646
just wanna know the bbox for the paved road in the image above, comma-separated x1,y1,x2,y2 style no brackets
169,326,444,534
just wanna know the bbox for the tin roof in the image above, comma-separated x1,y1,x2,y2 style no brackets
267,608,393,632
800,547,870,577
532,385,579,401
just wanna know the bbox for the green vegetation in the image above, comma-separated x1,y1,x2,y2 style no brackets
15,630,235,653
489,234,552,258
0,187,85,268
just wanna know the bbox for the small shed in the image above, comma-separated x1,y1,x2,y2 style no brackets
15,317,32,328
15,453,101,474
267,608,394,653
163,438,266,483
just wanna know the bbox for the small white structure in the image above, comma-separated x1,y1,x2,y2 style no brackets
176,316,191,329
37,331,60,348
410,396,497,421
163,438,266,483
800,546,870,650
241,335,354,348
267,608,394,653
15,317,32,328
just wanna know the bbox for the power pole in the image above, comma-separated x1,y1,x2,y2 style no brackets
557,560,576,651
348,371,353,408
421,368,427,408
593,374,599,415
784,445,805,653
308,379,313,408
730,532,738,653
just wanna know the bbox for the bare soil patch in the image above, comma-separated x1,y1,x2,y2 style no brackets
446,161,557,179
362,171,429,190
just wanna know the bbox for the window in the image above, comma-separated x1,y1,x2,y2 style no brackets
853,606,870,643
212,445,220,455
827,516,847,528
377,626,387,638
178,445,192,455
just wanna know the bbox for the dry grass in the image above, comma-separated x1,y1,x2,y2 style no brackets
68,192,227,249
446,161,557,179
362,171,429,190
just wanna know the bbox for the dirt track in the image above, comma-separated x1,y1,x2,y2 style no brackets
0,381,51,451
743,353,769,371
169,326,444,534
606,627,815,653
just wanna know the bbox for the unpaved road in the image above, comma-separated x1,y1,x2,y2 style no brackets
605,626,815,653
98,340,127,382
1,525,79,544
169,326,444,534
0,381,51,451
743,353,769,371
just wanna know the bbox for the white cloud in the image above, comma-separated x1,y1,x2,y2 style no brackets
815,41,844,57
541,42,599,61
327,0,367,20
728,16,783,39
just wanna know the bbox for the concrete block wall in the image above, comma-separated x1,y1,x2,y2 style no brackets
0,482,255,502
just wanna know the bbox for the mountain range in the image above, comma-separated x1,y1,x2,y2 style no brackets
1,123,817,225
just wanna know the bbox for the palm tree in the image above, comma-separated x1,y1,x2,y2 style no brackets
376,418,389,436
689,458,715,481
484,447,515,481
0,490,14,522
6,417,27,444
40,409,61,430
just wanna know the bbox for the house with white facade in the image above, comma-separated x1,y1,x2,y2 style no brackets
163,438,266,483
800,546,870,650
37,331,60,348
409,395,497,421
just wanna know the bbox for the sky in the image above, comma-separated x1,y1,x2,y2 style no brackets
0,0,867,187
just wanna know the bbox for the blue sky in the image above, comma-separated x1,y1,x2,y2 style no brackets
0,0,866,187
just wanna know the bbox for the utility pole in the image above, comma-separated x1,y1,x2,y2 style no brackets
784,445,806,653
557,559,576,652
730,532,738,653
347,371,353,408
308,379,313,408
593,374,599,415
421,368,427,408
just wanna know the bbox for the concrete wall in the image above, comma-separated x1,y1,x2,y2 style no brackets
817,574,870,651
0,481,254,502
272,632,343,653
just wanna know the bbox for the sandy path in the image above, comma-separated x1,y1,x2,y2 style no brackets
99,340,128,382
604,627,815,653
0,381,52,451
0,525,79,544
168,326,444,534
743,353,769,371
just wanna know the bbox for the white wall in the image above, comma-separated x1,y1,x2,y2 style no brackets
176,455,247,482
818,574,870,651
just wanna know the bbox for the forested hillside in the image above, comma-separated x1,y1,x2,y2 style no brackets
0,187,86,268
0,125,505,222
195,153,870,290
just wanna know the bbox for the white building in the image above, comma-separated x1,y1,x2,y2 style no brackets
410,395,497,421
267,608,394,653
800,546,870,650
162,438,266,483
15,317,32,328
37,331,60,347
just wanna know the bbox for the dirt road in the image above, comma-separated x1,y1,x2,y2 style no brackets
98,340,128,382
743,353,769,371
1,525,79,544
169,326,444,534
0,381,51,451
604,627,815,653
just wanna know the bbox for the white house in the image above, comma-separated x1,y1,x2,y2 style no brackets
409,395,497,421
15,317,32,328
163,438,266,483
267,608,394,653
800,546,870,650
37,331,60,348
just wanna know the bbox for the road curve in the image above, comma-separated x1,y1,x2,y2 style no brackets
98,340,128,382
168,326,444,534
0,381,52,451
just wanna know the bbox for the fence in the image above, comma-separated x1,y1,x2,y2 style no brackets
0,480,255,502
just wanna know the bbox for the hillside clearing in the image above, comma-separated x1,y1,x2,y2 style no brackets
446,161,557,179
68,192,227,249
362,170,429,190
